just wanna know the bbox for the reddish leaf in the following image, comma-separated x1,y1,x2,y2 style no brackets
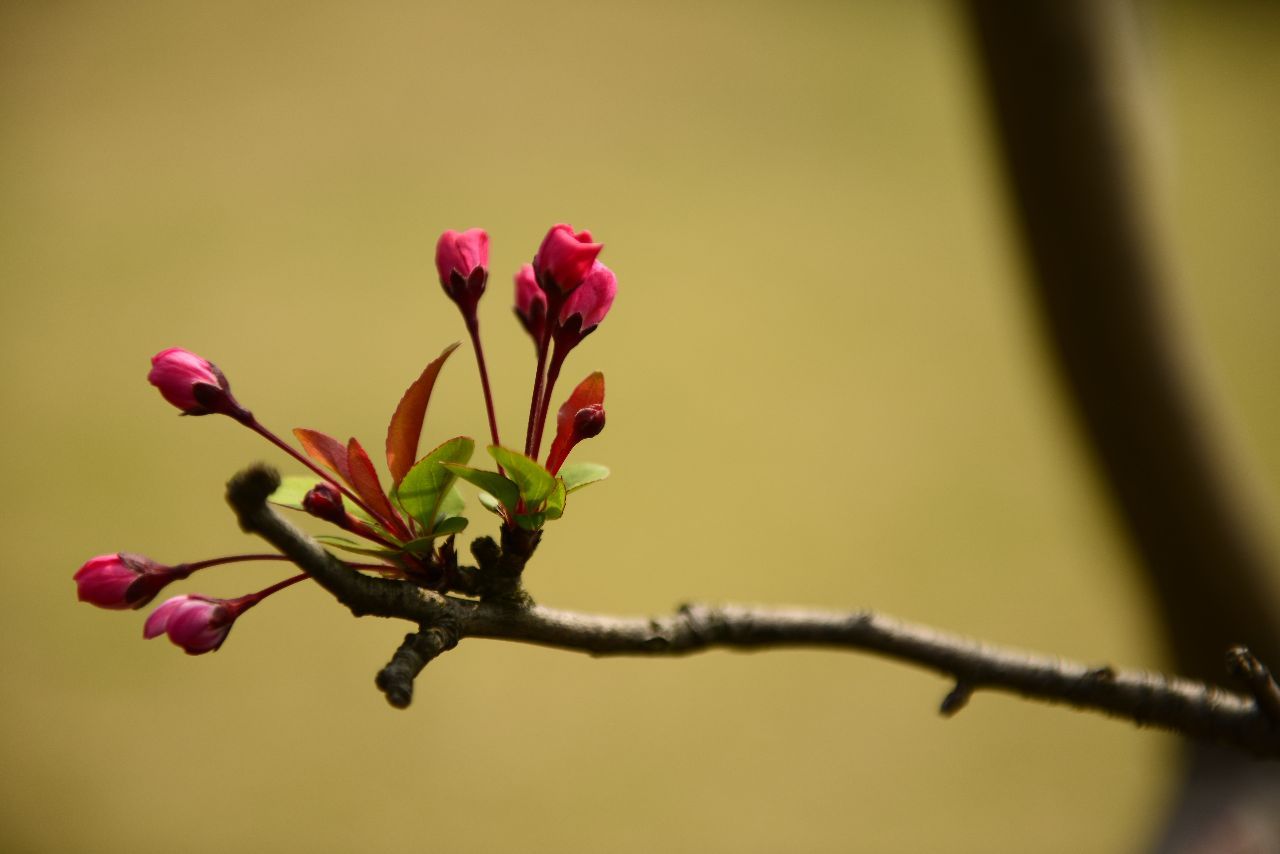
346,438,405,536
386,342,461,486
546,372,605,471
293,428,353,487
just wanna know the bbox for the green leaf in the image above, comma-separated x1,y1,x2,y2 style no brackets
558,461,610,493
395,437,474,533
435,486,465,523
515,511,546,530
314,535,399,559
398,517,469,556
443,464,520,513
544,478,567,520
487,446,556,506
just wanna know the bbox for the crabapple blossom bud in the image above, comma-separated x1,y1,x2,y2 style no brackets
144,595,236,655
555,261,616,350
435,228,489,315
572,404,606,441
74,553,188,610
545,373,606,475
533,224,602,295
514,263,547,342
302,482,346,524
148,348,247,420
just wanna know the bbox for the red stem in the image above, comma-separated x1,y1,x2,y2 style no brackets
524,331,551,456
531,342,566,461
184,554,291,572
465,315,501,449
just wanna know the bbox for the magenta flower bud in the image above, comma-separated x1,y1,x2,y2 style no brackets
435,228,489,315
148,348,247,420
556,261,616,347
514,263,547,342
74,552,190,610
144,595,237,655
302,482,346,524
533,224,603,295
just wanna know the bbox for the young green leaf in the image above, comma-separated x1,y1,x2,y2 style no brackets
435,486,465,523
557,461,610,493
487,446,556,506
398,518,469,557
396,436,474,532
314,535,400,559
443,464,520,513
386,342,460,487
514,511,546,530
543,478,567,520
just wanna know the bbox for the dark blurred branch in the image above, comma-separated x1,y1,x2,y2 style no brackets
965,0,1280,685
229,464,1280,758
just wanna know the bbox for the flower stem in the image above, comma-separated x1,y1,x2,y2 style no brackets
530,342,567,461
230,572,310,616
524,333,550,456
184,554,292,572
465,315,501,450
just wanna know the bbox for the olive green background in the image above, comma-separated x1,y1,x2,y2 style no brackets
3,2,1278,852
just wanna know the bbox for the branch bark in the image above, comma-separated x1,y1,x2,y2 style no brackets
228,464,1280,759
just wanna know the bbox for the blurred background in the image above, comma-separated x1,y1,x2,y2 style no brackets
2,1,1278,852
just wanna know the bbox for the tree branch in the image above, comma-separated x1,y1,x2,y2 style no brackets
227,464,1280,759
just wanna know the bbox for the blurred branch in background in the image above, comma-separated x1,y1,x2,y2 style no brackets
965,0,1280,848
229,464,1280,759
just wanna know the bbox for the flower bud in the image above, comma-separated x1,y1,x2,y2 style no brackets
148,348,247,420
514,263,547,343
572,404,606,441
435,228,489,315
533,224,602,295
143,595,236,655
302,482,346,524
555,261,616,350
545,373,606,475
74,552,189,610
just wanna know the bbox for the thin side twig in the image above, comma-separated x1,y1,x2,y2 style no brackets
227,464,1280,759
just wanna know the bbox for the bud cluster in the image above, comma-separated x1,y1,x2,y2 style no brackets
78,222,619,660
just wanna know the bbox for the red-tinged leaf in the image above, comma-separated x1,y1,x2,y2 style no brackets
346,437,404,535
386,342,461,486
293,428,353,486
547,372,605,470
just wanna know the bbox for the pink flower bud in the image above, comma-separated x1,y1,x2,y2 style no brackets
74,553,188,610
514,263,547,342
533,224,603,294
435,228,489,313
144,595,236,655
302,482,346,524
557,261,616,338
148,348,246,419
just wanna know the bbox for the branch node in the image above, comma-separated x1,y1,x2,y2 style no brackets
375,625,460,709
226,464,281,532
1226,645,1280,727
940,681,974,717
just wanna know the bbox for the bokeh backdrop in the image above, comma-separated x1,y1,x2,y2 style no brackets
3,2,1279,852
